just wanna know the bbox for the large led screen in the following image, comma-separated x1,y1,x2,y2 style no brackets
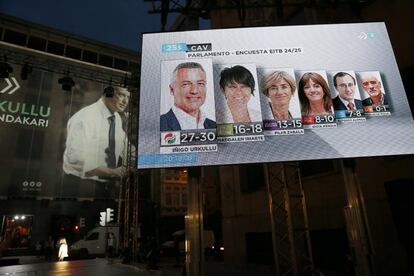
138,22,414,169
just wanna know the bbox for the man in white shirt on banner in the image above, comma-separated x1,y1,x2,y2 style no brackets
62,86,130,197
160,62,216,131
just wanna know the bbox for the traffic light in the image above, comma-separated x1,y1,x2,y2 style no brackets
99,208,115,226
99,212,107,226
79,217,85,228
106,208,114,223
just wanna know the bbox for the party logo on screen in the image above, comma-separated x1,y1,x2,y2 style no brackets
302,116,315,125
161,132,181,146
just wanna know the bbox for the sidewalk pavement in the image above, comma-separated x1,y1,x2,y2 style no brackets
0,255,282,276
120,256,183,276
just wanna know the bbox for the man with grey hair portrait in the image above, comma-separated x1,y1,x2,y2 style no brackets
360,72,388,106
160,62,216,131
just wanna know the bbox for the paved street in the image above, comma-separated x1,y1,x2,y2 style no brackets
0,258,182,276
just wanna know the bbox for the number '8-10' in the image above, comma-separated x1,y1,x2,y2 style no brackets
315,115,335,123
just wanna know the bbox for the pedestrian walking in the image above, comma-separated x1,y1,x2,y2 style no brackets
107,232,116,258
44,236,54,261
35,241,42,258
58,238,68,261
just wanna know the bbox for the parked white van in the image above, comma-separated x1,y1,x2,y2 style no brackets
69,226,119,258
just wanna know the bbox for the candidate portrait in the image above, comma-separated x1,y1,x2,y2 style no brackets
332,71,363,111
160,61,216,131
260,70,300,120
298,71,334,116
215,64,262,124
359,71,388,107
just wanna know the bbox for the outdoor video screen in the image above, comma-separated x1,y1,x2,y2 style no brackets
138,22,414,169
0,64,130,198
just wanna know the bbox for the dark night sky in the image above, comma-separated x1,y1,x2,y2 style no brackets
0,0,194,51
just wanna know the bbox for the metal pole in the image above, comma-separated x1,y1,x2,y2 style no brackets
105,210,108,258
283,166,299,276
132,175,139,262
265,162,314,275
264,165,281,276
341,159,375,276
117,180,123,225
185,167,204,276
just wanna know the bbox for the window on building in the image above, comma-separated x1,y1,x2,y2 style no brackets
83,50,98,64
27,36,47,51
65,45,82,60
172,194,180,206
47,41,64,55
165,193,172,206
240,163,266,193
181,192,187,206
114,58,128,71
99,54,113,68
4,29,27,46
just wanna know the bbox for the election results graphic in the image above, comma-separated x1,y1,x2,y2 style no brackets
138,22,414,168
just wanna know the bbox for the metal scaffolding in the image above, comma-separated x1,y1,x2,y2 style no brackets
341,160,375,276
146,0,371,30
146,0,288,29
118,80,140,261
265,162,314,276
0,41,128,87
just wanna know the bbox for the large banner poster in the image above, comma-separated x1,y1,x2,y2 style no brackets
138,22,414,169
0,64,129,198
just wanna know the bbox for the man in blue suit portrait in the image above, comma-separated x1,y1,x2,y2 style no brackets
332,72,363,111
160,62,216,131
